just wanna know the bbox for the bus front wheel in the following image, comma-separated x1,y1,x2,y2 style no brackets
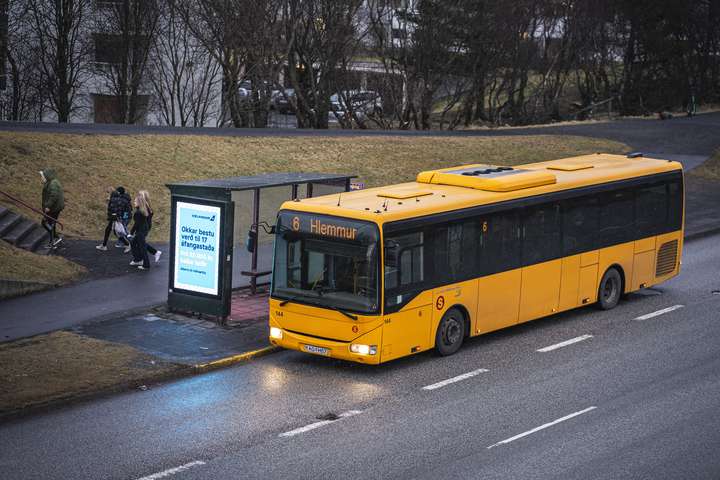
598,268,622,310
435,308,465,356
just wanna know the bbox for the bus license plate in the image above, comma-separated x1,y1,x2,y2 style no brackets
302,344,330,356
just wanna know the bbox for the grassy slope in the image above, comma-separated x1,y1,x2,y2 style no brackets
690,148,720,180
0,132,628,241
0,241,86,284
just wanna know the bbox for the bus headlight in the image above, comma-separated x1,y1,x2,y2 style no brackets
270,327,283,339
350,344,377,355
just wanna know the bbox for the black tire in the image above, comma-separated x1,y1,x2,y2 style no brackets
597,268,622,310
435,308,465,356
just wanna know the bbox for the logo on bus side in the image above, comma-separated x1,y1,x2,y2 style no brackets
436,296,445,310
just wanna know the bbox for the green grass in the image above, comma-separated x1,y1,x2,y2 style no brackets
0,131,628,241
0,241,86,285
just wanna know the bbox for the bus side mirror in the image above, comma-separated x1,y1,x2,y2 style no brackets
246,229,257,252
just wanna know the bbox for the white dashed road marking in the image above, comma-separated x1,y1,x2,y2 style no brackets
279,410,362,438
422,368,489,391
487,406,597,449
635,304,684,321
537,334,594,353
136,461,206,480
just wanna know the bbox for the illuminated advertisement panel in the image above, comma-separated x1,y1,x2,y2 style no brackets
173,201,221,296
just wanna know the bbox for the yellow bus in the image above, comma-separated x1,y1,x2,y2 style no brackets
268,153,683,364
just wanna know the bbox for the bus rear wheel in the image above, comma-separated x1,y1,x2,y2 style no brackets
598,268,622,310
435,308,465,356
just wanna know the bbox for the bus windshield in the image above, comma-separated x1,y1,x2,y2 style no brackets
272,211,380,314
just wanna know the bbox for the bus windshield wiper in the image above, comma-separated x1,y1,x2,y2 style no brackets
279,295,302,307
328,306,358,320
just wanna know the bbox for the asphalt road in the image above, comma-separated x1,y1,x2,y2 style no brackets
1,233,719,480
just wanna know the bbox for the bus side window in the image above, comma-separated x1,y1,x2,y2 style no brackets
562,195,599,256
667,178,683,231
479,211,521,275
522,202,562,265
384,231,424,293
598,188,635,245
635,182,668,237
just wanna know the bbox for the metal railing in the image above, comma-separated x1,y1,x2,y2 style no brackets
0,188,64,231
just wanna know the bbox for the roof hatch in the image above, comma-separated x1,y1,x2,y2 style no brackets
416,164,556,192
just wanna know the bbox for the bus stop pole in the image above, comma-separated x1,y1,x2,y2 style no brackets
251,188,260,294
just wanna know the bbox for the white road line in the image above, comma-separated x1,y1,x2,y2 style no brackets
537,334,594,353
422,368,489,391
635,304,684,321
487,406,597,449
279,410,362,438
136,461,206,480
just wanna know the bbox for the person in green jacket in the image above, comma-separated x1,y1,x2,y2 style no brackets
40,168,64,248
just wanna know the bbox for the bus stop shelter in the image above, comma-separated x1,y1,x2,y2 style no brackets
166,172,355,320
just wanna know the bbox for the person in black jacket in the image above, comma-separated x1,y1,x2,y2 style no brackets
139,190,162,263
129,192,152,269
96,186,132,251
129,190,161,269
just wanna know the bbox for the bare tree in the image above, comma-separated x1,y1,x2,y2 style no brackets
93,0,160,124
148,0,220,126
284,0,365,129
367,0,469,130
172,0,272,127
1,0,44,120
27,0,91,122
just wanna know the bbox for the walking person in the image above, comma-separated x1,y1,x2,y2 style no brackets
129,190,161,270
129,192,152,270
139,190,162,263
96,186,132,251
39,169,64,248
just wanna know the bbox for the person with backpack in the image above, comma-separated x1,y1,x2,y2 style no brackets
40,169,64,248
96,186,132,251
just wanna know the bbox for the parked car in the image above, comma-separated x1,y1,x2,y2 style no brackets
239,80,275,105
271,88,296,114
238,80,253,99
331,90,383,119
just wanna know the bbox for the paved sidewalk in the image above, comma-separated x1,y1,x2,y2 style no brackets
0,243,273,342
73,290,270,365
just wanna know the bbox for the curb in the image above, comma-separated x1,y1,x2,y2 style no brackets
0,364,194,421
193,345,281,372
0,279,56,300
0,345,281,421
